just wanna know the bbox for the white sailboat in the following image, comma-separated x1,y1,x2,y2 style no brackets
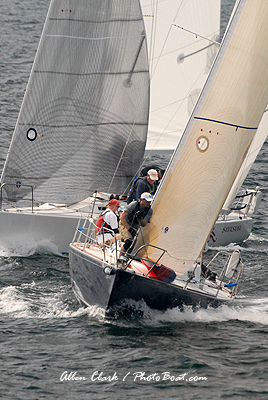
0,0,150,255
69,0,268,316
0,0,221,256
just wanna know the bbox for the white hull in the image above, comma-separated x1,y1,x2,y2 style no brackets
0,194,109,256
207,188,262,247
0,209,80,256
207,213,253,247
0,189,259,256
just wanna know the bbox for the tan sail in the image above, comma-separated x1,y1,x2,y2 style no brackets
135,0,268,275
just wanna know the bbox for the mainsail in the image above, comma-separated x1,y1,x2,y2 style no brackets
1,0,149,204
135,0,268,275
140,0,221,150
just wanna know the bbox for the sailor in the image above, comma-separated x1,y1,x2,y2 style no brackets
119,192,153,258
126,169,158,204
96,198,120,245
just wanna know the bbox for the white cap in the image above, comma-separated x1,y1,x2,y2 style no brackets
141,192,153,203
147,169,158,181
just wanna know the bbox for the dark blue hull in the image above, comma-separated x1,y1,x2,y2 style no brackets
69,245,225,317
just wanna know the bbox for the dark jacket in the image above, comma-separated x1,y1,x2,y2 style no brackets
127,176,156,204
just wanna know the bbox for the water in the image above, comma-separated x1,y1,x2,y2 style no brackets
1,1,268,399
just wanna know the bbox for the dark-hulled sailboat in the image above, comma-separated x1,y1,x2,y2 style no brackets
69,0,268,317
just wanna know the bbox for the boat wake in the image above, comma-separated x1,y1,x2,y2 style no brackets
0,283,85,319
153,299,268,326
82,297,268,327
1,278,267,326
0,238,64,258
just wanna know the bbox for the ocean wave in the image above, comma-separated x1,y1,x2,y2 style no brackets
0,283,85,319
0,238,64,258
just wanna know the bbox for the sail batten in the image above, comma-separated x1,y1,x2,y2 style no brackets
135,0,268,276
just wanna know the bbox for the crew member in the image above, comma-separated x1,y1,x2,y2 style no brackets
119,192,153,258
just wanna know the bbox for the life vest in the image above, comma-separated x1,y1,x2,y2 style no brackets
127,176,155,204
126,176,140,204
96,209,112,234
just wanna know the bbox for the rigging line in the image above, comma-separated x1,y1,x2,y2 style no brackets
194,117,257,130
145,4,220,153
147,0,159,74
147,0,185,80
143,1,189,158
137,227,149,259
107,125,133,194
172,24,220,45
145,61,209,156
108,32,149,194
45,34,145,41
144,13,180,157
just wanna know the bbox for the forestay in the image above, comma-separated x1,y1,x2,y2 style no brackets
140,0,220,150
1,0,149,204
135,0,268,275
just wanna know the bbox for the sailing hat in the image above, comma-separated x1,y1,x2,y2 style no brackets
147,169,158,181
141,192,154,203
109,199,120,207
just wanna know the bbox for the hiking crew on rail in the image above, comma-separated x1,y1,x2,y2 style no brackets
126,169,159,204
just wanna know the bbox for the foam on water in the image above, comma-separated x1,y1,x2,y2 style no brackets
77,296,268,328
2,279,267,327
141,301,268,326
0,283,85,319
0,237,63,258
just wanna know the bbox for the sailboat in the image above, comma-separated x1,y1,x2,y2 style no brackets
0,0,150,255
69,0,268,316
0,0,220,256
141,0,266,248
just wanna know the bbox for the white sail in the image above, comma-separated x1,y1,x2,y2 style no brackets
140,0,221,150
223,109,268,210
219,0,268,212
0,0,149,204
135,0,268,275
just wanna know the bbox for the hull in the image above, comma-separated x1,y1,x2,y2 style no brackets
0,194,108,256
0,210,80,256
207,215,253,247
69,244,227,317
0,202,254,256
